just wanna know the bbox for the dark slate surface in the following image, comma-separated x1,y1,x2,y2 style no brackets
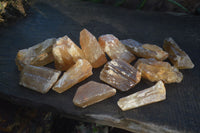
0,0,200,132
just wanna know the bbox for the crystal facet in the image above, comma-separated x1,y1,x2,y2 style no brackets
80,29,107,68
53,59,93,93
99,35,136,63
134,58,183,83
100,59,141,91
73,81,116,108
163,37,194,69
20,65,61,94
117,81,166,111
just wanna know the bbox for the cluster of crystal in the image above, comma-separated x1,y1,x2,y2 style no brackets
121,39,168,61
73,81,116,108
53,59,93,93
99,34,135,63
80,29,107,68
134,58,183,83
163,37,194,69
100,59,141,91
16,38,56,71
20,65,61,94
117,81,166,111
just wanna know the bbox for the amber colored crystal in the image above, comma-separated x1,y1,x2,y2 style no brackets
100,59,141,91
73,81,116,108
117,81,166,111
99,35,136,63
80,29,107,68
163,37,194,69
16,38,56,71
19,65,61,94
53,59,93,93
134,58,183,83
121,39,168,61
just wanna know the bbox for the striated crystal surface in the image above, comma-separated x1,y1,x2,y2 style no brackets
100,59,141,91
73,81,116,108
134,58,183,83
99,35,136,63
16,38,56,71
80,29,107,68
121,39,168,61
53,59,93,93
163,37,194,69
117,81,166,111
20,65,61,94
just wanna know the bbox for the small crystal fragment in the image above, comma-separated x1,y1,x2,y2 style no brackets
134,58,183,83
53,59,93,93
117,81,166,111
121,39,168,61
73,81,116,108
163,37,194,69
100,59,141,91
16,38,56,71
20,65,61,94
80,29,107,68
99,35,136,63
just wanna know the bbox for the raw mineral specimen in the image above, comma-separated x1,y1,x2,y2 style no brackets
163,37,194,69
16,38,56,71
99,34,136,63
121,39,168,61
100,59,141,91
117,81,166,111
53,59,93,93
134,58,183,83
80,29,107,68
20,65,61,94
73,81,116,108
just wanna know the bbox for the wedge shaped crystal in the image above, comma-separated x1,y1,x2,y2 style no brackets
100,59,141,91
73,81,116,108
121,39,168,61
134,58,183,83
80,29,107,68
16,38,56,71
117,81,166,111
53,59,93,93
19,65,61,94
163,37,194,69
99,35,136,63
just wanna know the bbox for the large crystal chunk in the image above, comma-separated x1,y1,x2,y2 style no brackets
53,59,93,93
100,59,141,91
99,35,136,63
73,81,116,108
163,37,194,69
80,29,107,68
16,38,56,71
121,39,168,61
20,65,61,94
117,81,166,111
134,58,183,83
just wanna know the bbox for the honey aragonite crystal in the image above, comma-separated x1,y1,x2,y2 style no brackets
163,37,194,69
99,34,136,63
80,29,107,68
73,81,116,108
117,81,166,111
53,59,93,93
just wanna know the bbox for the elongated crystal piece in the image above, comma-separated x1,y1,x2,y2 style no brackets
99,35,136,63
53,59,93,93
73,81,116,108
117,81,166,111
163,37,194,69
100,59,141,91
19,65,61,94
